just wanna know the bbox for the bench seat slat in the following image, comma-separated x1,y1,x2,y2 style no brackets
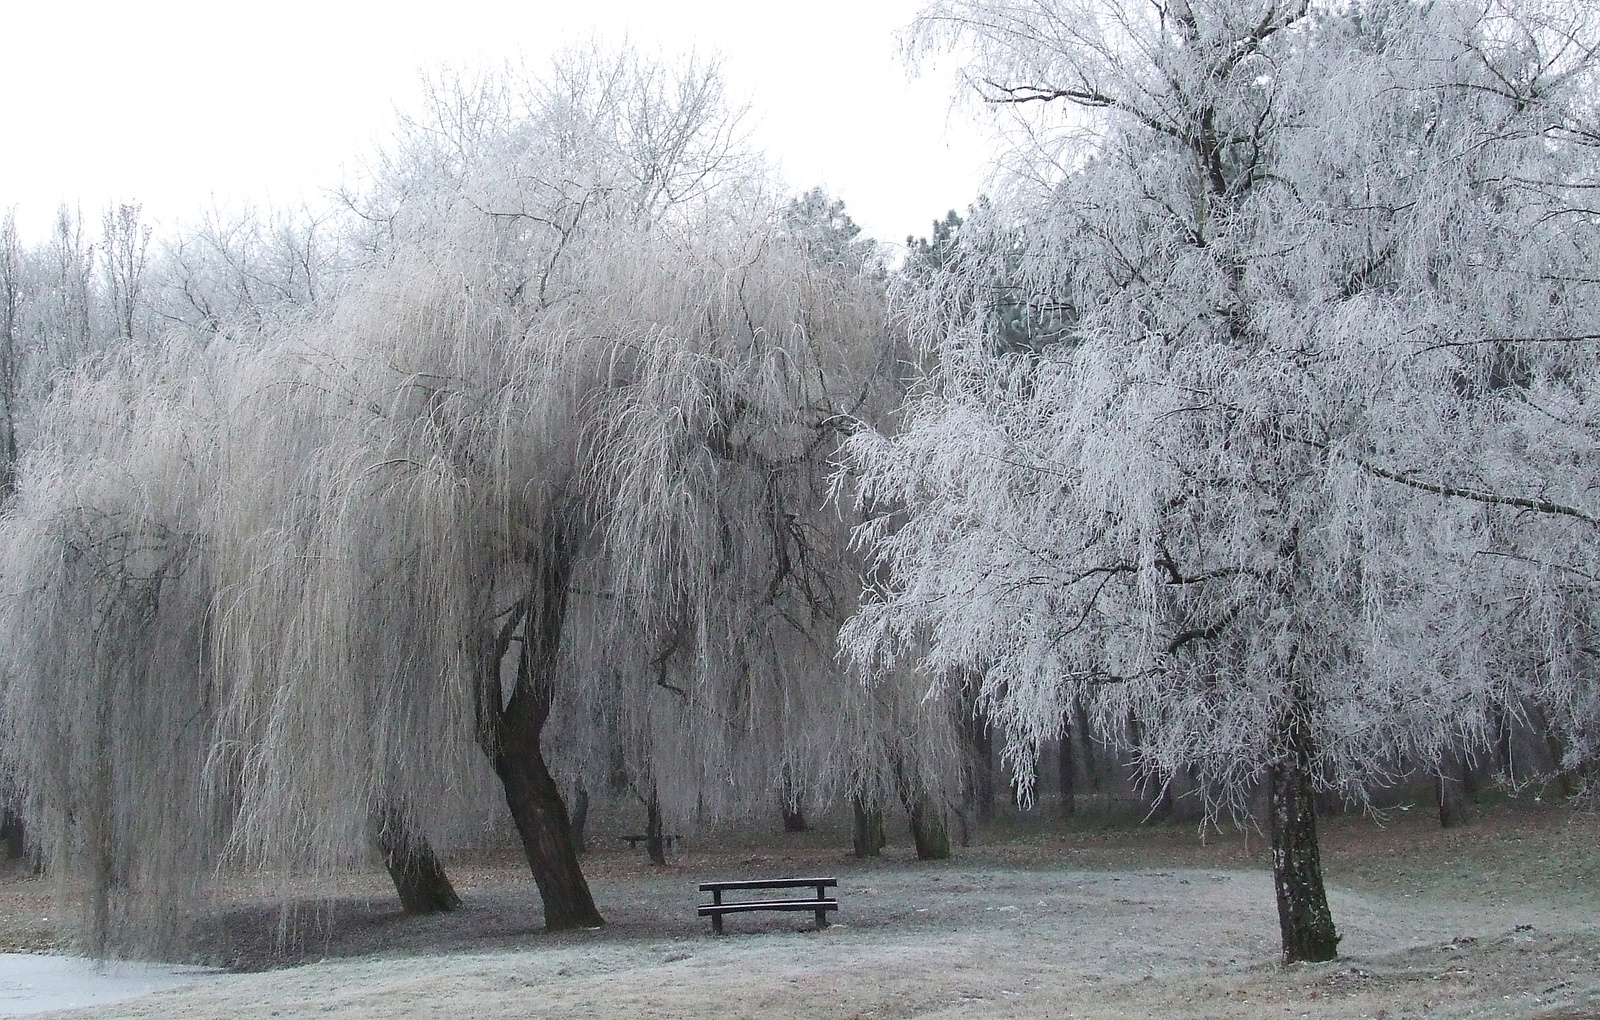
698,898,839,916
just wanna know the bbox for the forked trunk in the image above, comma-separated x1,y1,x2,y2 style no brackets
479,538,603,931
851,796,885,857
1268,672,1339,964
375,810,460,914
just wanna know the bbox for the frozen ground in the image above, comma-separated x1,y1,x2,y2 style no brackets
0,799,1594,1019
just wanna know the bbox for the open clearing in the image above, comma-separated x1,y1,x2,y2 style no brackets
0,798,1596,1019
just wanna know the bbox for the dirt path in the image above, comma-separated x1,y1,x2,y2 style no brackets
9,801,1599,1019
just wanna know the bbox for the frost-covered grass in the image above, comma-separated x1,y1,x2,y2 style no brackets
6,800,1595,1019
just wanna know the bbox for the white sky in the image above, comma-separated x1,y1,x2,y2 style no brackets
1,0,997,251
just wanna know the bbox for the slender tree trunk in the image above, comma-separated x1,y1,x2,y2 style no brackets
1077,698,1100,794
1011,754,1036,809
1268,673,1339,964
1058,709,1076,819
894,755,952,861
568,781,589,855
781,777,807,833
1435,744,1465,829
645,784,667,866
0,210,20,505
958,679,996,824
972,722,996,822
375,808,460,914
851,796,885,857
1149,777,1174,820
1491,701,1514,782
1531,703,1579,798
479,540,603,931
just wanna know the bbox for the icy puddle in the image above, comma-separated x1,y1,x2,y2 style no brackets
0,954,216,1016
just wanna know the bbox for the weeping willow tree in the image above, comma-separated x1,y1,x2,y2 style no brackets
0,46,960,954
0,344,226,956
204,48,951,929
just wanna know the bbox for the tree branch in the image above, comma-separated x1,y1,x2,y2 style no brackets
1357,458,1600,525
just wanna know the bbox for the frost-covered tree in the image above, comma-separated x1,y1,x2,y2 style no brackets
0,47,955,954
100,204,151,343
204,51,928,927
0,210,19,502
152,204,338,344
843,0,1600,963
0,343,224,955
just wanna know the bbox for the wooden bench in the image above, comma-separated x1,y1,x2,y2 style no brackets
698,877,838,934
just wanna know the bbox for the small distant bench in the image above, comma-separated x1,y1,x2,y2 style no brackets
622,834,681,850
698,877,838,935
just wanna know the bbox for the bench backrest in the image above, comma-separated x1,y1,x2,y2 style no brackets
699,877,837,892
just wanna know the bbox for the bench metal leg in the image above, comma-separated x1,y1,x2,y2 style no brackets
712,913,723,935
814,908,827,930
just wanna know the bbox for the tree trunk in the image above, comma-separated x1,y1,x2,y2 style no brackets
0,809,25,861
645,785,667,866
1149,777,1174,820
1058,709,1076,819
1436,745,1465,829
1011,754,1036,809
958,679,996,824
1268,674,1339,965
1491,701,1514,782
781,778,807,832
568,781,589,855
1077,698,1101,793
495,743,602,928
1542,719,1578,797
908,795,951,860
851,796,885,857
972,722,996,822
375,809,461,914
479,541,603,931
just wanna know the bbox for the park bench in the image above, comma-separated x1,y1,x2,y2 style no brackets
697,877,838,934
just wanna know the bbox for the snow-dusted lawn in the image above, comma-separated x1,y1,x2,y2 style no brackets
10,804,1599,1019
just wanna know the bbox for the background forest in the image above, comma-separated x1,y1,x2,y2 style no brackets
0,0,1598,973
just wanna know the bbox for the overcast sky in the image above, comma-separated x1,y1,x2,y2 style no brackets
1,0,997,250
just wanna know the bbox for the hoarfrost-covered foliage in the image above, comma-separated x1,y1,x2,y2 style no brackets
842,0,1600,962
0,47,958,953
0,343,223,954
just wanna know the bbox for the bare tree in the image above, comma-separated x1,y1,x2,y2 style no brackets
101,204,151,342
